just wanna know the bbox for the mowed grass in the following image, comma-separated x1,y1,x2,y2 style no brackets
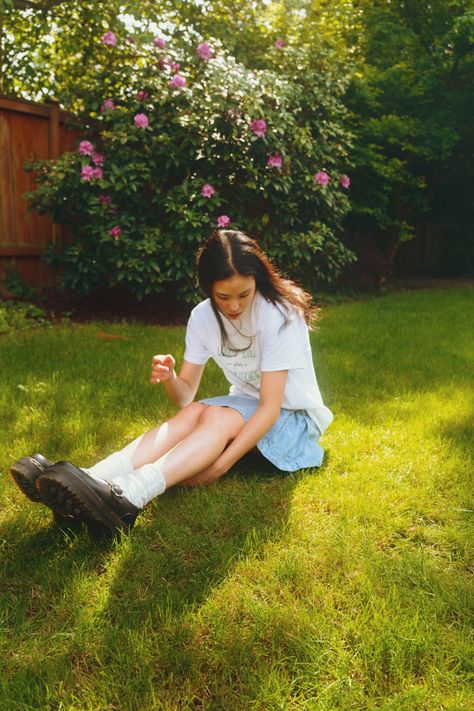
0,288,472,711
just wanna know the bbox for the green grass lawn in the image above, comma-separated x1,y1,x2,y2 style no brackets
0,288,472,710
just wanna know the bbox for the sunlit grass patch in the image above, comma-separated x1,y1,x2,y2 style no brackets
0,288,472,710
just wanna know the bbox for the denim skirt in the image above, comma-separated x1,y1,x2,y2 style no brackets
199,395,324,472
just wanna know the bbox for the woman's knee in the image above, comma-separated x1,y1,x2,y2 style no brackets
178,401,207,425
198,405,244,438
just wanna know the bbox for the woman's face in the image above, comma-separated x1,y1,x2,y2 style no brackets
211,273,256,320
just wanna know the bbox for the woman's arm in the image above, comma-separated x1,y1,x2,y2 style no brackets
151,356,205,408
187,369,288,485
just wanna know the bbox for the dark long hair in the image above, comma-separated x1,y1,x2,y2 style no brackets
196,230,317,351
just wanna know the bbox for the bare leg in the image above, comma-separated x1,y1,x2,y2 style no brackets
120,402,207,468
156,406,245,488
80,405,246,511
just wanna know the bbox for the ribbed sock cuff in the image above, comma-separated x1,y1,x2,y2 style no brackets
112,463,167,509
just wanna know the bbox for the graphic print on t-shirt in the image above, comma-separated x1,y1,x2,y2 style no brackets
218,338,261,390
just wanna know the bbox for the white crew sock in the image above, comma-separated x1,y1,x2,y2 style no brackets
83,451,166,509
111,462,167,509
83,450,134,483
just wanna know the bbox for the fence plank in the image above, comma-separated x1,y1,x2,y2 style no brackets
0,113,16,248
0,95,82,289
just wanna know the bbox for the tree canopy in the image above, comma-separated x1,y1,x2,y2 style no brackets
345,0,474,279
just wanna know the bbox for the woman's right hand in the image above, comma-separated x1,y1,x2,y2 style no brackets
150,354,176,384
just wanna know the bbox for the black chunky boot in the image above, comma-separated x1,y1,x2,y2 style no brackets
37,461,140,537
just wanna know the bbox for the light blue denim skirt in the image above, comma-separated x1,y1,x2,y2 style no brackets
199,395,324,472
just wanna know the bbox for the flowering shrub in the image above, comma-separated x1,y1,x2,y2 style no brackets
27,36,354,300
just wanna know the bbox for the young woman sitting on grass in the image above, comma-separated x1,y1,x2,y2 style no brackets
10,230,333,537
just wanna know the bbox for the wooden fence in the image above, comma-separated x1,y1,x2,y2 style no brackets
0,95,81,289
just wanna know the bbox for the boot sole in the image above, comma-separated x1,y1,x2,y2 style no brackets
38,469,129,535
10,457,81,528
10,457,47,503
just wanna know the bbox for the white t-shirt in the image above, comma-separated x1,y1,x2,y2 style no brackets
183,292,333,434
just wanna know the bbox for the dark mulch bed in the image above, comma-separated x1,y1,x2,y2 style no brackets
5,278,472,327
36,286,191,326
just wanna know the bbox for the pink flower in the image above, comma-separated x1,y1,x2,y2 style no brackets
78,140,94,156
81,165,95,181
275,39,285,48
339,174,351,189
154,37,166,49
170,74,186,88
100,99,115,112
250,119,268,138
81,165,102,181
160,57,180,72
217,215,231,228
196,42,213,60
127,36,136,44
134,113,149,128
201,184,216,198
267,154,283,169
109,226,121,239
136,90,148,101
99,194,112,204
101,31,117,46
92,152,104,166
314,171,330,186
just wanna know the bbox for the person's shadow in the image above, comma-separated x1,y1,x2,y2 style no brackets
1,452,326,704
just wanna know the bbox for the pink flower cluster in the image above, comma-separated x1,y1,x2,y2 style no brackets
109,226,121,239
250,119,267,138
79,142,103,160
313,171,351,189
101,31,117,46
314,171,330,186
274,39,285,48
81,165,103,181
101,99,115,112
154,37,166,49
201,184,215,198
170,74,186,89
267,154,282,169
217,215,231,228
78,140,105,181
136,90,148,101
134,113,149,128
79,140,94,156
197,42,213,60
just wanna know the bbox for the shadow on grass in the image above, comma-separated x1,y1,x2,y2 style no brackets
87,459,305,698
0,451,320,706
438,413,474,460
